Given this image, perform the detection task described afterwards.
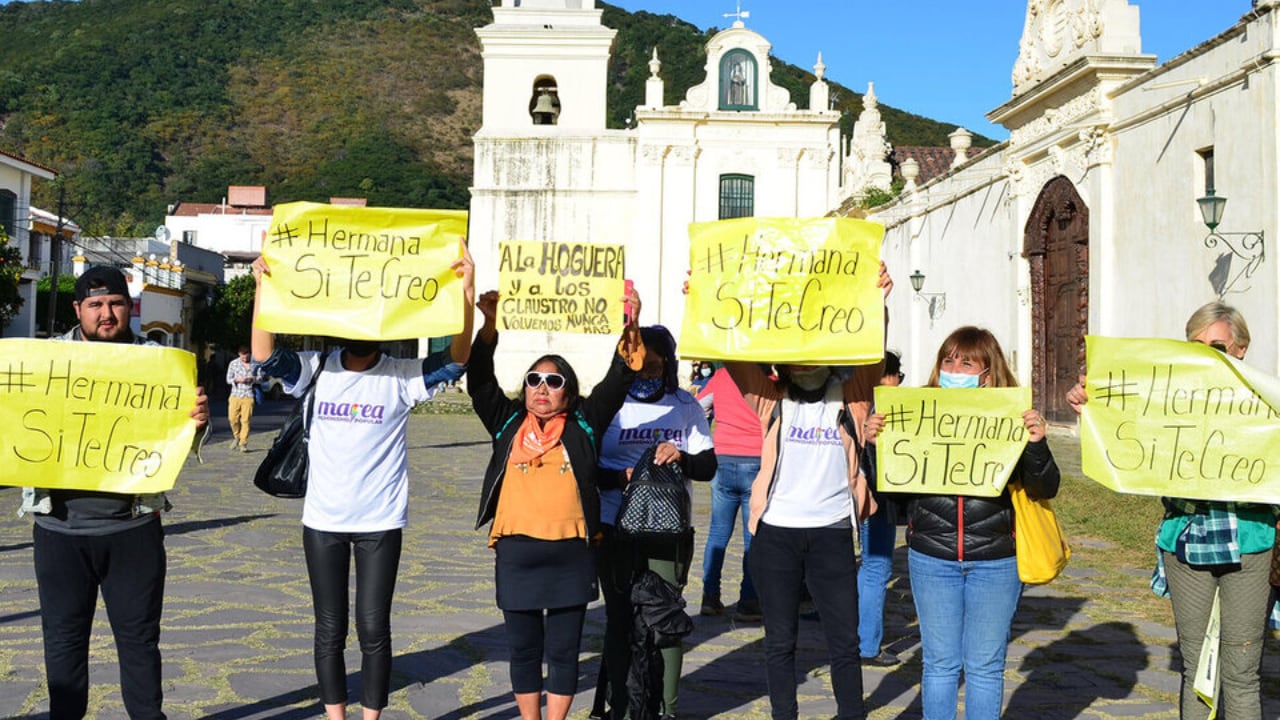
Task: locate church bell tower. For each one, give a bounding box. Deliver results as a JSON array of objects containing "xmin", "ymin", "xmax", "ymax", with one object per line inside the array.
[{"xmin": 476, "ymin": 0, "xmax": 616, "ymax": 131}]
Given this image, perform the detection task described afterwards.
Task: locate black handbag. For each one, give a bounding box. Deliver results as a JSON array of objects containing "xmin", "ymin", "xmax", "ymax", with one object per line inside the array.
[
  {"xmin": 253, "ymin": 356, "xmax": 325, "ymax": 498},
  {"xmin": 616, "ymin": 445, "xmax": 692, "ymax": 542}
]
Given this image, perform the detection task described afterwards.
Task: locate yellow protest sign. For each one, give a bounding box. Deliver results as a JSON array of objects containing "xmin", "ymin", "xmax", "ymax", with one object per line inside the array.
[
  {"xmin": 0, "ymin": 339, "xmax": 198, "ymax": 493},
  {"xmin": 256, "ymin": 202, "xmax": 467, "ymax": 340},
  {"xmin": 497, "ymin": 241, "xmax": 625, "ymax": 335},
  {"xmin": 679, "ymin": 217, "xmax": 884, "ymax": 364},
  {"xmin": 874, "ymin": 386, "xmax": 1032, "ymax": 497},
  {"xmin": 1080, "ymin": 336, "xmax": 1280, "ymax": 503}
]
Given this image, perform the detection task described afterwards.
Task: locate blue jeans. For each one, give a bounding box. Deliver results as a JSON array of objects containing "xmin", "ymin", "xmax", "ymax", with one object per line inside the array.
[
  {"xmin": 908, "ymin": 550, "xmax": 1022, "ymax": 720},
  {"xmin": 857, "ymin": 509, "xmax": 896, "ymax": 657},
  {"xmin": 701, "ymin": 455, "xmax": 760, "ymax": 602}
]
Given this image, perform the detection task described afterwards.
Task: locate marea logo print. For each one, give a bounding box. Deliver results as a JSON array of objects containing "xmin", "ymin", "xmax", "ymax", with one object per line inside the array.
[
  {"xmin": 617, "ymin": 427, "xmax": 685, "ymax": 446},
  {"xmin": 316, "ymin": 400, "xmax": 387, "ymax": 425}
]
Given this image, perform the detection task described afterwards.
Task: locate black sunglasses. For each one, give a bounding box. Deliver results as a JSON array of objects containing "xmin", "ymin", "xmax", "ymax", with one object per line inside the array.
[
  {"xmin": 525, "ymin": 372, "xmax": 566, "ymax": 390},
  {"xmin": 1209, "ymin": 341, "xmax": 1229, "ymax": 353}
]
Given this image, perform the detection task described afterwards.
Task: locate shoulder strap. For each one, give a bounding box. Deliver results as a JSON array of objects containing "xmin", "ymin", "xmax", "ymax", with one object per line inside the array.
[
  {"xmin": 495, "ymin": 410, "xmax": 523, "ymax": 440},
  {"xmin": 302, "ymin": 351, "xmax": 328, "ymax": 434},
  {"xmin": 766, "ymin": 400, "xmax": 782, "ymax": 433},
  {"xmin": 762, "ymin": 400, "xmax": 784, "ymax": 477},
  {"xmin": 837, "ymin": 404, "xmax": 859, "ymax": 446},
  {"xmin": 573, "ymin": 409, "xmax": 595, "ymax": 445}
]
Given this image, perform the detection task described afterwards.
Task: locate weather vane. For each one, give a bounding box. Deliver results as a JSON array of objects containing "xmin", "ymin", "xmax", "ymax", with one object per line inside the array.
[{"xmin": 724, "ymin": 0, "xmax": 749, "ymax": 27}]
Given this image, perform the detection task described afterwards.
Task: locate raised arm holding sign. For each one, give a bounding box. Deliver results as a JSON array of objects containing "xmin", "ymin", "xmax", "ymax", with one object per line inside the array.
[
  {"xmin": 1078, "ymin": 335, "xmax": 1280, "ymax": 504},
  {"xmin": 496, "ymin": 240, "xmax": 625, "ymax": 334},
  {"xmin": 469, "ymin": 283, "xmax": 646, "ymax": 720},
  {"xmin": 255, "ymin": 201, "xmax": 468, "ymax": 340},
  {"xmin": 680, "ymin": 216, "xmax": 885, "ymax": 364}
]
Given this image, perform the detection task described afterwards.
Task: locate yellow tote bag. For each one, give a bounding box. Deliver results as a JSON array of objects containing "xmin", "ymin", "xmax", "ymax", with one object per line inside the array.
[{"xmin": 1010, "ymin": 480, "xmax": 1071, "ymax": 584}]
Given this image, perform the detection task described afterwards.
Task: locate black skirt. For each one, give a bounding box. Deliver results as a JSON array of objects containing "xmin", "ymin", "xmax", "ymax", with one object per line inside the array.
[{"xmin": 494, "ymin": 535, "xmax": 598, "ymax": 611}]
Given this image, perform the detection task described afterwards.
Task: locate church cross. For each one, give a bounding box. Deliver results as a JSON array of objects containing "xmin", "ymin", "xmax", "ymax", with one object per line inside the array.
[{"xmin": 723, "ymin": 0, "xmax": 749, "ymax": 27}]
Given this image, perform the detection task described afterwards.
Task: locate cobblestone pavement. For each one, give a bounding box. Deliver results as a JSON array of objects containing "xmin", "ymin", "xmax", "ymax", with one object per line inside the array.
[{"xmin": 1, "ymin": 396, "xmax": 1277, "ymax": 719}]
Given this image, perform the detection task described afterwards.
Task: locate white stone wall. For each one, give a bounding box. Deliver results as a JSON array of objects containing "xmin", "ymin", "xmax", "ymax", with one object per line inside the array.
[
  {"xmin": 0, "ymin": 163, "xmax": 32, "ymax": 252},
  {"xmin": 876, "ymin": 151, "xmax": 1025, "ymax": 385},
  {"xmin": 469, "ymin": 130, "xmax": 638, "ymax": 389},
  {"xmin": 1, "ymin": 160, "xmax": 48, "ymax": 338},
  {"xmin": 163, "ymin": 211, "xmax": 271, "ymax": 257},
  {"xmin": 138, "ymin": 288, "xmax": 186, "ymax": 346},
  {"xmin": 1104, "ymin": 18, "xmax": 1278, "ymax": 369},
  {"xmin": 874, "ymin": 2, "xmax": 1280, "ymax": 391}
]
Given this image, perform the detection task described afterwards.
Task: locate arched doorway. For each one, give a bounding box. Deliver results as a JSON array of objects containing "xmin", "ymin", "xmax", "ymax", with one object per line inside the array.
[{"xmin": 1024, "ymin": 176, "xmax": 1089, "ymax": 423}]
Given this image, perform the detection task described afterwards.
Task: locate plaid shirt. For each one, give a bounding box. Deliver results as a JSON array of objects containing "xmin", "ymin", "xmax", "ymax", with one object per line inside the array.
[
  {"xmin": 226, "ymin": 356, "xmax": 259, "ymax": 399},
  {"xmin": 1150, "ymin": 498, "xmax": 1247, "ymax": 597}
]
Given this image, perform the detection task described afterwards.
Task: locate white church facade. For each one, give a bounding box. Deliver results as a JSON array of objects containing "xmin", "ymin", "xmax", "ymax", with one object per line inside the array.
[
  {"xmin": 464, "ymin": 0, "xmax": 1279, "ymax": 415},
  {"xmin": 466, "ymin": 0, "xmax": 889, "ymax": 387},
  {"xmin": 869, "ymin": 0, "xmax": 1280, "ymax": 421}
]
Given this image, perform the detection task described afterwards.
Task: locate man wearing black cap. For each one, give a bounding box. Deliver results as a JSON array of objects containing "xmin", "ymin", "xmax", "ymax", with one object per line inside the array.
[{"xmin": 20, "ymin": 265, "xmax": 210, "ymax": 719}]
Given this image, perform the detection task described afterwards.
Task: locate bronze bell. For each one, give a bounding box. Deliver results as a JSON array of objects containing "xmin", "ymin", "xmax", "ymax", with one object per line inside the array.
[{"xmin": 532, "ymin": 92, "xmax": 558, "ymax": 125}]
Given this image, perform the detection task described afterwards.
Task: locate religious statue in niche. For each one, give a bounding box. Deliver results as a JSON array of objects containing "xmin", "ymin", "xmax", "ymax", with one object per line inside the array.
[{"xmin": 721, "ymin": 51, "xmax": 755, "ymax": 108}]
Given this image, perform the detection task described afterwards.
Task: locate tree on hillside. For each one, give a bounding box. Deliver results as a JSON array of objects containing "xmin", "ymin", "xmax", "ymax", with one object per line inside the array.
[
  {"xmin": 0, "ymin": 230, "xmax": 25, "ymax": 329},
  {"xmin": 0, "ymin": 0, "xmax": 993, "ymax": 229}
]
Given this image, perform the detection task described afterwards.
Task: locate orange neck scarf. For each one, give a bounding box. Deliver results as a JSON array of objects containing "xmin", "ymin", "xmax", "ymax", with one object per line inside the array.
[{"xmin": 508, "ymin": 413, "xmax": 567, "ymax": 466}]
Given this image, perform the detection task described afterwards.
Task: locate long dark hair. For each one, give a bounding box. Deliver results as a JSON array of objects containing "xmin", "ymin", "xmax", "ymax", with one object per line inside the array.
[
  {"xmin": 525, "ymin": 354, "xmax": 581, "ymax": 408},
  {"xmin": 640, "ymin": 325, "xmax": 680, "ymax": 394}
]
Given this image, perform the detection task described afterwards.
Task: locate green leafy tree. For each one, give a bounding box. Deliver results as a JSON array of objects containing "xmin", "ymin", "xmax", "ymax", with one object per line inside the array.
[
  {"xmin": 35, "ymin": 274, "xmax": 77, "ymax": 336},
  {"xmin": 193, "ymin": 273, "xmax": 256, "ymax": 351},
  {"xmin": 0, "ymin": 230, "xmax": 25, "ymax": 330}
]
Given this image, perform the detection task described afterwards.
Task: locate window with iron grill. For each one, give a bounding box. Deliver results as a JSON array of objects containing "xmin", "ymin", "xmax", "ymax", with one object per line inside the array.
[{"xmin": 719, "ymin": 174, "xmax": 754, "ymax": 219}]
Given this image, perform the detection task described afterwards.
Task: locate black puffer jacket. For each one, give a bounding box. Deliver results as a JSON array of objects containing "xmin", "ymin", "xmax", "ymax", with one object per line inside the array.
[
  {"xmin": 906, "ymin": 439, "xmax": 1059, "ymax": 561},
  {"xmin": 470, "ymin": 332, "xmax": 639, "ymax": 539}
]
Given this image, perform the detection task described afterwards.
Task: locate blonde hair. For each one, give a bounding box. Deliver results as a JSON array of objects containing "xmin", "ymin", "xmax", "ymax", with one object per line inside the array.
[
  {"xmin": 926, "ymin": 326, "xmax": 1018, "ymax": 388},
  {"xmin": 1184, "ymin": 301, "xmax": 1250, "ymax": 350}
]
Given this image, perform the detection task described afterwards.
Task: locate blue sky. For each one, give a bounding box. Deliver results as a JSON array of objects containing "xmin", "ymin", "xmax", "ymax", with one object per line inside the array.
[{"xmin": 608, "ymin": 1, "xmax": 1255, "ymax": 140}]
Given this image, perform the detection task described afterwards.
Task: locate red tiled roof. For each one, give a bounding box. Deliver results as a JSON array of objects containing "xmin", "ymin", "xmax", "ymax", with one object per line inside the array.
[
  {"xmin": 168, "ymin": 202, "xmax": 275, "ymax": 217},
  {"xmin": 890, "ymin": 146, "xmax": 958, "ymax": 186},
  {"xmin": 0, "ymin": 147, "xmax": 56, "ymax": 176},
  {"xmin": 891, "ymin": 143, "xmax": 1005, "ymax": 186}
]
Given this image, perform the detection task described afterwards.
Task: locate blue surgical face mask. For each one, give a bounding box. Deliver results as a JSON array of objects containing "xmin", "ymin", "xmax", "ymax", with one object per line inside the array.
[
  {"xmin": 938, "ymin": 370, "xmax": 982, "ymax": 389},
  {"xmin": 629, "ymin": 376, "xmax": 665, "ymax": 401}
]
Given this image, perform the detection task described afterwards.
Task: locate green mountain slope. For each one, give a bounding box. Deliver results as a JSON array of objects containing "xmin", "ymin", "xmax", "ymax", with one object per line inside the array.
[{"xmin": 0, "ymin": 0, "xmax": 991, "ymax": 235}]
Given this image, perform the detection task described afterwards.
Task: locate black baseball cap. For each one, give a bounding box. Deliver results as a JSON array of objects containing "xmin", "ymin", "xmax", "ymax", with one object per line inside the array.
[{"xmin": 74, "ymin": 266, "xmax": 131, "ymax": 302}]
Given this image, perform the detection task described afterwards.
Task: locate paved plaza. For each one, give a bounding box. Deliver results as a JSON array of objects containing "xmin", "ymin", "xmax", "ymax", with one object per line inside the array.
[{"xmin": 1, "ymin": 394, "xmax": 1278, "ymax": 719}]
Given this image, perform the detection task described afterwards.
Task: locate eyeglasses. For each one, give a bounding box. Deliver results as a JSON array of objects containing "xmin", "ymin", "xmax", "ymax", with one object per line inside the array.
[
  {"xmin": 525, "ymin": 372, "xmax": 566, "ymax": 390},
  {"xmin": 1209, "ymin": 341, "xmax": 1229, "ymax": 353}
]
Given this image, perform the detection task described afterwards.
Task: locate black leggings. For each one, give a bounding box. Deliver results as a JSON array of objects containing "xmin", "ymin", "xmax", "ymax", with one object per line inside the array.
[
  {"xmin": 303, "ymin": 527, "xmax": 403, "ymax": 709},
  {"xmin": 503, "ymin": 606, "xmax": 587, "ymax": 695}
]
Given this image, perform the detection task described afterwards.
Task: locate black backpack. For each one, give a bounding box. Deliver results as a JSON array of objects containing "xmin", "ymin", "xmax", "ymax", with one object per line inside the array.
[{"xmin": 615, "ymin": 444, "xmax": 692, "ymax": 542}]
